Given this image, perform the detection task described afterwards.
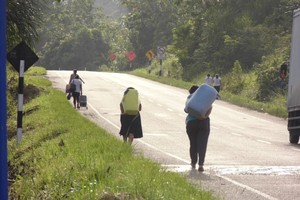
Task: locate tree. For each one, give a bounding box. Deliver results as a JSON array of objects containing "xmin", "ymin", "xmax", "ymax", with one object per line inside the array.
[
  {"xmin": 227, "ymin": 60, "xmax": 245, "ymax": 94},
  {"xmin": 169, "ymin": 0, "xmax": 296, "ymax": 81},
  {"xmin": 7, "ymin": 0, "xmax": 48, "ymax": 50},
  {"xmin": 36, "ymin": 0, "xmax": 110, "ymax": 70},
  {"xmin": 120, "ymin": 0, "xmax": 177, "ymax": 69}
]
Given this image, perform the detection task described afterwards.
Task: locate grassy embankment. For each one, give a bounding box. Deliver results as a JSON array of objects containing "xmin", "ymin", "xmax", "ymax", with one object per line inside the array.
[
  {"xmin": 8, "ymin": 67, "xmax": 216, "ymax": 199},
  {"xmin": 130, "ymin": 68, "xmax": 287, "ymax": 119}
]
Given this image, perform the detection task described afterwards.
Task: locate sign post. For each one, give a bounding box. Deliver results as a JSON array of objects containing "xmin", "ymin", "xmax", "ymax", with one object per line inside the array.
[
  {"xmin": 146, "ymin": 50, "xmax": 155, "ymax": 74},
  {"xmin": 157, "ymin": 46, "xmax": 166, "ymax": 76},
  {"xmin": 7, "ymin": 41, "xmax": 39, "ymax": 143},
  {"xmin": 126, "ymin": 51, "xmax": 136, "ymax": 68},
  {"xmin": 0, "ymin": 0, "xmax": 8, "ymax": 198}
]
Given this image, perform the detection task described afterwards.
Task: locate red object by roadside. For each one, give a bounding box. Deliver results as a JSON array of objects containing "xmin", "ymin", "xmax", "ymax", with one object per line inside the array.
[
  {"xmin": 126, "ymin": 51, "xmax": 136, "ymax": 62},
  {"xmin": 109, "ymin": 53, "xmax": 116, "ymax": 61}
]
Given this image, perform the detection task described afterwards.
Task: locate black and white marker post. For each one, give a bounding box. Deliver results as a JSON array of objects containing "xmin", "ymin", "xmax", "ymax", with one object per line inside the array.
[
  {"xmin": 17, "ymin": 60, "xmax": 25, "ymax": 143},
  {"xmin": 7, "ymin": 41, "xmax": 39, "ymax": 144}
]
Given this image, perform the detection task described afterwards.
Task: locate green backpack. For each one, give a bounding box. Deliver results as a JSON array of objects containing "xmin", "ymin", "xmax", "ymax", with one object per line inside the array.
[{"xmin": 121, "ymin": 88, "xmax": 139, "ymax": 115}]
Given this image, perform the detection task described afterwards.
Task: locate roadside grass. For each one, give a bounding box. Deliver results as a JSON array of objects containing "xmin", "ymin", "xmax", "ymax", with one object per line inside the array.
[
  {"xmin": 130, "ymin": 68, "xmax": 288, "ymax": 118},
  {"xmin": 131, "ymin": 68, "xmax": 192, "ymax": 90},
  {"xmin": 8, "ymin": 67, "xmax": 216, "ymax": 199}
]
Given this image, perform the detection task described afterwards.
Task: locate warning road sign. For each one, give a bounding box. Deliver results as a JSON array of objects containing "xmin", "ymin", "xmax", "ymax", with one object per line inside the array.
[
  {"xmin": 157, "ymin": 46, "xmax": 166, "ymax": 60},
  {"xmin": 126, "ymin": 51, "xmax": 136, "ymax": 62},
  {"xmin": 146, "ymin": 50, "xmax": 155, "ymax": 60},
  {"xmin": 7, "ymin": 41, "xmax": 39, "ymax": 73}
]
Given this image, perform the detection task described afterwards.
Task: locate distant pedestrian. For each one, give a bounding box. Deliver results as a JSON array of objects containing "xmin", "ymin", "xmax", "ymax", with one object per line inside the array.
[
  {"xmin": 67, "ymin": 69, "xmax": 85, "ymax": 100},
  {"xmin": 119, "ymin": 87, "xmax": 143, "ymax": 145},
  {"xmin": 70, "ymin": 75, "xmax": 83, "ymax": 109},
  {"xmin": 184, "ymin": 85, "xmax": 212, "ymax": 172},
  {"xmin": 204, "ymin": 74, "xmax": 213, "ymax": 86},
  {"xmin": 69, "ymin": 69, "xmax": 85, "ymax": 84},
  {"xmin": 213, "ymin": 74, "xmax": 221, "ymax": 93}
]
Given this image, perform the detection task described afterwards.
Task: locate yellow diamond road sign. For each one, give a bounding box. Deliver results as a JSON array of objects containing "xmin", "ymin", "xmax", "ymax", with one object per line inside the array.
[{"xmin": 146, "ymin": 50, "xmax": 155, "ymax": 60}]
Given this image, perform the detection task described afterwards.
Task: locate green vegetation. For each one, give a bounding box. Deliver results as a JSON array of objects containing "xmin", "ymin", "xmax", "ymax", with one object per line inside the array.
[
  {"xmin": 7, "ymin": 0, "xmax": 295, "ymax": 199},
  {"xmin": 130, "ymin": 65, "xmax": 288, "ymax": 118},
  {"xmin": 15, "ymin": 0, "xmax": 290, "ymax": 115},
  {"xmin": 35, "ymin": 0, "xmax": 111, "ymax": 70},
  {"xmin": 6, "ymin": 0, "xmax": 48, "ymax": 49},
  {"xmin": 7, "ymin": 0, "xmax": 295, "ymax": 111},
  {"xmin": 8, "ymin": 67, "xmax": 216, "ymax": 199}
]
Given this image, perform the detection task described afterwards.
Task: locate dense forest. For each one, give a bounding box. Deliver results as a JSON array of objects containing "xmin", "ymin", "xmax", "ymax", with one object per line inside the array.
[{"xmin": 6, "ymin": 0, "xmax": 300, "ymax": 102}]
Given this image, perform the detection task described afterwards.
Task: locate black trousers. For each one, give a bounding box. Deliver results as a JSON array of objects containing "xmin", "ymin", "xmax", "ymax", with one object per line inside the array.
[
  {"xmin": 214, "ymin": 86, "xmax": 220, "ymax": 93},
  {"xmin": 186, "ymin": 118, "xmax": 210, "ymax": 166},
  {"xmin": 72, "ymin": 92, "xmax": 80, "ymax": 106}
]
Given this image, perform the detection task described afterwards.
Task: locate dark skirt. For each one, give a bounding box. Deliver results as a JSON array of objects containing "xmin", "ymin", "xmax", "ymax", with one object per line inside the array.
[{"xmin": 119, "ymin": 113, "xmax": 143, "ymax": 138}]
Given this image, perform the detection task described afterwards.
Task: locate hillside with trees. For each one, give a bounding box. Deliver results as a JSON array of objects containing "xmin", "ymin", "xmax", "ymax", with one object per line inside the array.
[
  {"xmin": 7, "ymin": 1, "xmax": 300, "ymax": 198},
  {"xmin": 7, "ymin": 0, "xmax": 300, "ymax": 111}
]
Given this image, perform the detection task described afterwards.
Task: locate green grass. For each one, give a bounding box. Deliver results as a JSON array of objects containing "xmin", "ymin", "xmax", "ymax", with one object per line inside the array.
[
  {"xmin": 8, "ymin": 68, "xmax": 216, "ymax": 199},
  {"xmin": 131, "ymin": 68, "xmax": 192, "ymax": 90},
  {"xmin": 130, "ymin": 68, "xmax": 288, "ymax": 118}
]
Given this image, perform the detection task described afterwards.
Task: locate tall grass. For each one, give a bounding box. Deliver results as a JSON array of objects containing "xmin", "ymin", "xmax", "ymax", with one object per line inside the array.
[
  {"xmin": 8, "ymin": 67, "xmax": 215, "ymax": 199},
  {"xmin": 130, "ymin": 68, "xmax": 288, "ymax": 118}
]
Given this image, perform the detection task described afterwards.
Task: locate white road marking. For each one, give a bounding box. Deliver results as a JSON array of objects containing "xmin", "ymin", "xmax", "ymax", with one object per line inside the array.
[
  {"xmin": 157, "ymin": 103, "xmax": 162, "ymax": 107},
  {"xmin": 86, "ymin": 102, "xmax": 284, "ymax": 200},
  {"xmin": 292, "ymin": 148, "xmax": 300, "ymax": 152},
  {"xmin": 231, "ymin": 132, "xmax": 243, "ymax": 136},
  {"xmin": 138, "ymin": 140, "xmax": 190, "ymax": 163},
  {"xmin": 217, "ymin": 174, "xmax": 278, "ymax": 200},
  {"xmin": 164, "ymin": 165, "xmax": 300, "ymax": 175},
  {"xmin": 167, "ymin": 108, "xmax": 173, "ymax": 112},
  {"xmin": 144, "ymin": 133, "xmax": 168, "ymax": 136},
  {"xmin": 88, "ymin": 103, "xmax": 120, "ymax": 130},
  {"xmin": 164, "ymin": 164, "xmax": 300, "ymax": 200},
  {"xmin": 256, "ymin": 139, "xmax": 271, "ymax": 145},
  {"xmin": 212, "ymin": 165, "xmax": 300, "ymax": 175},
  {"xmin": 211, "ymin": 125, "xmax": 219, "ymax": 129},
  {"xmin": 50, "ymin": 71, "xmax": 282, "ymax": 200}
]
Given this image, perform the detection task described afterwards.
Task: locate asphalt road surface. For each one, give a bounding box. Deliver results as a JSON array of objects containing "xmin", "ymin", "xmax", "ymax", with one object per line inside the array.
[{"xmin": 46, "ymin": 70, "xmax": 300, "ymax": 200}]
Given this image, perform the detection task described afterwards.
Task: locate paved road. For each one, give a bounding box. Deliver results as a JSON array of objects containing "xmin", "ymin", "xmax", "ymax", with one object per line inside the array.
[{"xmin": 46, "ymin": 70, "xmax": 300, "ymax": 200}]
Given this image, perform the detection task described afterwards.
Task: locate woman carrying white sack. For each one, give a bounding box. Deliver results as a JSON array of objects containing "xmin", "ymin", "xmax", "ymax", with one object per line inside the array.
[{"xmin": 184, "ymin": 84, "xmax": 216, "ymax": 172}]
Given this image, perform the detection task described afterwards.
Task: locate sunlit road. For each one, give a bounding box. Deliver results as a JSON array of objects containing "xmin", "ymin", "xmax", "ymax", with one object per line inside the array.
[{"xmin": 46, "ymin": 70, "xmax": 300, "ymax": 200}]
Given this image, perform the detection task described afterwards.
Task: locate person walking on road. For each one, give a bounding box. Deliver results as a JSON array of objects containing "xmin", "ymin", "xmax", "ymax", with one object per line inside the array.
[
  {"xmin": 119, "ymin": 87, "xmax": 143, "ymax": 145},
  {"xmin": 184, "ymin": 85, "xmax": 212, "ymax": 172},
  {"xmin": 213, "ymin": 74, "xmax": 221, "ymax": 93},
  {"xmin": 69, "ymin": 69, "xmax": 85, "ymax": 84},
  {"xmin": 67, "ymin": 69, "xmax": 85, "ymax": 99},
  {"xmin": 70, "ymin": 75, "xmax": 83, "ymax": 109},
  {"xmin": 204, "ymin": 74, "xmax": 213, "ymax": 86}
]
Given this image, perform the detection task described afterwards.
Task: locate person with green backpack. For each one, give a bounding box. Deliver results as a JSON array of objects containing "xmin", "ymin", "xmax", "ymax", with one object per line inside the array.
[{"xmin": 119, "ymin": 87, "xmax": 143, "ymax": 145}]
